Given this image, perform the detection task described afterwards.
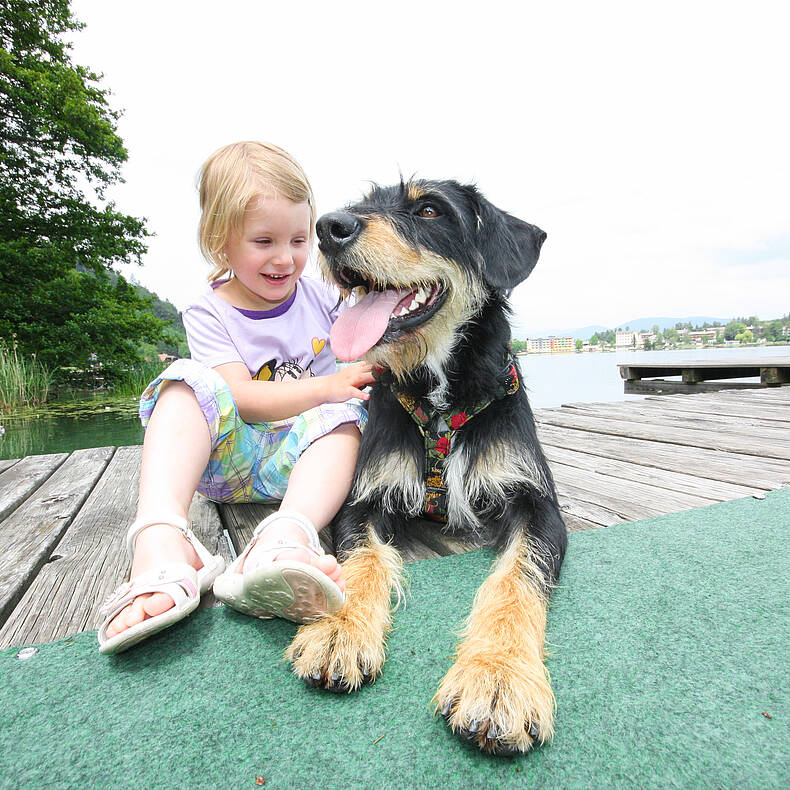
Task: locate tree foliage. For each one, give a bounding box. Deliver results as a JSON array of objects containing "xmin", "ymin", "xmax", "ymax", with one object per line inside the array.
[{"xmin": 0, "ymin": 0, "xmax": 163, "ymax": 382}]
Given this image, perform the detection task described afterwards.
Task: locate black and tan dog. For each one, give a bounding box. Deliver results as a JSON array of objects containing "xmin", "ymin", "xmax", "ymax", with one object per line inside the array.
[{"xmin": 285, "ymin": 179, "xmax": 567, "ymax": 755}]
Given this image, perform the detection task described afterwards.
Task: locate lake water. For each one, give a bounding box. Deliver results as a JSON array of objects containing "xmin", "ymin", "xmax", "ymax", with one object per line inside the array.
[
  {"xmin": 1, "ymin": 345, "xmax": 788, "ymax": 460},
  {"xmin": 519, "ymin": 344, "xmax": 790, "ymax": 408}
]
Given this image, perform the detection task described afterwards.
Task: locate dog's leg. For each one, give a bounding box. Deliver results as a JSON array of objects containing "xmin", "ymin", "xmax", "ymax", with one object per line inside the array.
[
  {"xmin": 285, "ymin": 521, "xmax": 403, "ymax": 692},
  {"xmin": 433, "ymin": 525, "xmax": 560, "ymax": 755}
]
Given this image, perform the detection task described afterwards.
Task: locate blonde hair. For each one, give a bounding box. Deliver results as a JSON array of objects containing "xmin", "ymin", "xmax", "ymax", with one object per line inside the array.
[{"xmin": 198, "ymin": 141, "xmax": 316, "ymax": 282}]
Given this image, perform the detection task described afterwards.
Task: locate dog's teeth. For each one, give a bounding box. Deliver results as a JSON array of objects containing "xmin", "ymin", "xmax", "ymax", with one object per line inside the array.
[
  {"xmin": 416, "ymin": 287, "xmax": 428, "ymax": 303},
  {"xmin": 408, "ymin": 299, "xmax": 419, "ymax": 311},
  {"xmin": 398, "ymin": 307, "xmax": 409, "ymax": 316}
]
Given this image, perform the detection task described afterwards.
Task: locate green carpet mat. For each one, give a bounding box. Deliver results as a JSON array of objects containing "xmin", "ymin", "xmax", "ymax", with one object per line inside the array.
[{"xmin": 2, "ymin": 490, "xmax": 788, "ymax": 789}]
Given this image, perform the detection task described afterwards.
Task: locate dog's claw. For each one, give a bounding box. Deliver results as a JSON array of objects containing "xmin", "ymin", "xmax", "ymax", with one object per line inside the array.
[
  {"xmin": 440, "ymin": 700, "xmax": 454, "ymax": 719},
  {"xmin": 528, "ymin": 723, "xmax": 540, "ymax": 742}
]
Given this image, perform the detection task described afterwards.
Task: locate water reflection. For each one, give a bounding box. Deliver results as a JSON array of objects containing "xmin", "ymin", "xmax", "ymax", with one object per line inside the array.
[{"xmin": 0, "ymin": 405, "xmax": 144, "ymax": 460}]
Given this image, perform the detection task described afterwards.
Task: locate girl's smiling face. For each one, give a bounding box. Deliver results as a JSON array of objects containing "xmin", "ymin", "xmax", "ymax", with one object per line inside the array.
[{"xmin": 219, "ymin": 196, "xmax": 311, "ymax": 310}]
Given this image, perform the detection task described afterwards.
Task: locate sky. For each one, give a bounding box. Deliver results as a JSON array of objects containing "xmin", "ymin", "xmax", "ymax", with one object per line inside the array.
[{"xmin": 68, "ymin": 0, "xmax": 790, "ymax": 336}]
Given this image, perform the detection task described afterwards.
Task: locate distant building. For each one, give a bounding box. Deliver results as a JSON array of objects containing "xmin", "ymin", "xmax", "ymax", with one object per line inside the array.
[
  {"xmin": 550, "ymin": 336, "xmax": 575, "ymax": 353},
  {"xmin": 616, "ymin": 330, "xmax": 641, "ymax": 349},
  {"xmin": 526, "ymin": 336, "xmax": 574, "ymax": 353},
  {"xmin": 526, "ymin": 337, "xmax": 552, "ymax": 353},
  {"xmin": 686, "ymin": 328, "xmax": 723, "ymax": 343}
]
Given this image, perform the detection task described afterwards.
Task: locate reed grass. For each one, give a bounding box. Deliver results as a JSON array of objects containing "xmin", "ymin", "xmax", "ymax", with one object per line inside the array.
[
  {"xmin": 0, "ymin": 339, "xmax": 53, "ymax": 412},
  {"xmin": 110, "ymin": 358, "xmax": 168, "ymax": 398}
]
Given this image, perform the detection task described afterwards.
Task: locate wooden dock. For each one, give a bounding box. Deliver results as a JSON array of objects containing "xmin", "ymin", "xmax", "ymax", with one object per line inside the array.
[
  {"xmin": 619, "ymin": 355, "xmax": 790, "ymax": 394},
  {"xmin": 1, "ymin": 387, "xmax": 787, "ymax": 649}
]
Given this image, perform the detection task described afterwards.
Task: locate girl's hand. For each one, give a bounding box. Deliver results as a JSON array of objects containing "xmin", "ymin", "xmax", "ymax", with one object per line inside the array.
[{"xmin": 324, "ymin": 361, "xmax": 376, "ymax": 403}]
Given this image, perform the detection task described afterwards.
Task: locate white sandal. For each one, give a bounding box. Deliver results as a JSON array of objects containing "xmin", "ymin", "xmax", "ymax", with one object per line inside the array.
[
  {"xmin": 212, "ymin": 510, "xmax": 344, "ymax": 624},
  {"xmin": 97, "ymin": 515, "xmax": 226, "ymax": 654}
]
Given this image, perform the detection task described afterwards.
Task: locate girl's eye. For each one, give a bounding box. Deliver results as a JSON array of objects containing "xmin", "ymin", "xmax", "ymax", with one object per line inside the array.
[
  {"xmin": 256, "ymin": 239, "xmax": 271, "ymax": 245},
  {"xmin": 418, "ymin": 205, "xmax": 440, "ymax": 218}
]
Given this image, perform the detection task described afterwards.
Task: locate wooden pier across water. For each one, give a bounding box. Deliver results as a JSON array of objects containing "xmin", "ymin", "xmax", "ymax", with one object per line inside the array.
[
  {"xmin": 619, "ymin": 355, "xmax": 790, "ymax": 394},
  {"xmin": 0, "ymin": 387, "xmax": 788, "ymax": 649}
]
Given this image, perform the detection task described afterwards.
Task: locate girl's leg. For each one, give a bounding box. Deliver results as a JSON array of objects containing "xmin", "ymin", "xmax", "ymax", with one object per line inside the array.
[
  {"xmin": 239, "ymin": 422, "xmax": 361, "ymax": 591},
  {"xmin": 105, "ymin": 381, "xmax": 212, "ymax": 638}
]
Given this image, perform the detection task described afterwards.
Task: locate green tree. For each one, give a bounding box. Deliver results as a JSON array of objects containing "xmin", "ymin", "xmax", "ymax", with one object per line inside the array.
[
  {"xmin": 735, "ymin": 329, "xmax": 754, "ymax": 344},
  {"xmin": 724, "ymin": 321, "xmax": 747, "ymax": 341},
  {"xmin": 0, "ymin": 0, "xmax": 164, "ymax": 383},
  {"xmin": 764, "ymin": 320, "xmax": 783, "ymax": 342},
  {"xmin": 575, "ymin": 339, "xmax": 583, "ymax": 351}
]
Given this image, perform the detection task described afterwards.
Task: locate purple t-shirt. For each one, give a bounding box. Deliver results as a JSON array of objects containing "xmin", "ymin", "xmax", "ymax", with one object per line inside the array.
[{"xmin": 183, "ymin": 276, "xmax": 342, "ymax": 381}]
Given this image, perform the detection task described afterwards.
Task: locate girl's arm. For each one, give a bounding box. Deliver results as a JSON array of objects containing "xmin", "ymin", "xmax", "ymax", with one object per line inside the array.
[{"xmin": 214, "ymin": 360, "xmax": 376, "ymax": 423}]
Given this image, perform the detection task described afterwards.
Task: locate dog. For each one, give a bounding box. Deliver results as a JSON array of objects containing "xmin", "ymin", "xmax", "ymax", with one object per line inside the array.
[{"xmin": 285, "ymin": 179, "xmax": 567, "ymax": 755}]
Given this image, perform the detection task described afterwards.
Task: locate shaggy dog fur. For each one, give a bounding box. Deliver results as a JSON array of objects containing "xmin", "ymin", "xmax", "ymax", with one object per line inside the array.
[{"xmin": 285, "ymin": 179, "xmax": 567, "ymax": 755}]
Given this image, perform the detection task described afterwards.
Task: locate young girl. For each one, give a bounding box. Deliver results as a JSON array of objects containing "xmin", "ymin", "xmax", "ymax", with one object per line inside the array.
[{"xmin": 97, "ymin": 141, "xmax": 374, "ymax": 654}]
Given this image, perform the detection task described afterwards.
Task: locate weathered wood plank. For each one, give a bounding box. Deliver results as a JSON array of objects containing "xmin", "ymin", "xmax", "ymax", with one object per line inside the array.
[
  {"xmin": 559, "ymin": 510, "xmax": 604, "ymax": 533},
  {"xmin": 0, "ymin": 445, "xmax": 224, "ymax": 648},
  {"xmin": 696, "ymin": 389, "xmax": 790, "ymax": 406},
  {"xmin": 537, "ymin": 423, "xmax": 790, "ymax": 490},
  {"xmin": 625, "ymin": 380, "xmax": 764, "ymax": 395},
  {"xmin": 562, "ymin": 401, "xmax": 790, "ymax": 437},
  {"xmin": 619, "ymin": 357, "xmax": 790, "ymax": 378},
  {"xmin": 0, "ymin": 452, "xmax": 69, "ymax": 523},
  {"xmin": 394, "ymin": 528, "xmax": 442, "ymax": 562},
  {"xmin": 642, "ymin": 394, "xmax": 790, "ymax": 424},
  {"xmin": 403, "ymin": 519, "xmax": 477, "ymax": 556},
  {"xmin": 535, "ymin": 408, "xmax": 790, "ymax": 460},
  {"xmin": 543, "ymin": 444, "xmax": 761, "ymax": 501},
  {"xmin": 555, "ymin": 488, "xmax": 629, "ymax": 528},
  {"xmin": 0, "ymin": 458, "xmax": 19, "ymax": 475},
  {"xmin": 551, "ymin": 462, "xmax": 713, "ymax": 520},
  {"xmin": 0, "ymin": 447, "xmax": 114, "ymax": 635}
]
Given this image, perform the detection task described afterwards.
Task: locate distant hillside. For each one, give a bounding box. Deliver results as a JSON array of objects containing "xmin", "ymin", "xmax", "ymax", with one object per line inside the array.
[
  {"xmin": 511, "ymin": 316, "xmax": 732, "ymax": 340},
  {"xmin": 133, "ymin": 282, "xmax": 185, "ymax": 333}
]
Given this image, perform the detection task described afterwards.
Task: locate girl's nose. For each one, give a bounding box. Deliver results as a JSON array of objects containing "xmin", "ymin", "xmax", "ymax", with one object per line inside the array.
[{"xmin": 272, "ymin": 245, "xmax": 293, "ymax": 265}]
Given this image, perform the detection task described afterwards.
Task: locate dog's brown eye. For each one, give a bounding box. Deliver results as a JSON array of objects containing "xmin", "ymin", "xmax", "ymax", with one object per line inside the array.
[{"xmin": 419, "ymin": 205, "xmax": 439, "ymax": 218}]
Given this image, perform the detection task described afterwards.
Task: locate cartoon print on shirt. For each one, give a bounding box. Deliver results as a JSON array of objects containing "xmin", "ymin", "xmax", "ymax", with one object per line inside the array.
[{"xmin": 253, "ymin": 358, "xmax": 315, "ymax": 382}]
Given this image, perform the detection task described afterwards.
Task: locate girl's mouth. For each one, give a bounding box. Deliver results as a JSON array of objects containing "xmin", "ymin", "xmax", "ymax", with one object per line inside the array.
[{"xmin": 261, "ymin": 273, "xmax": 290, "ymax": 283}]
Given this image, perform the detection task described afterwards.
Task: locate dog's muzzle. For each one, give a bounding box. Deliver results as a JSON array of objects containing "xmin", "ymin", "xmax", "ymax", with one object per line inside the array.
[{"xmin": 316, "ymin": 212, "xmax": 362, "ymax": 256}]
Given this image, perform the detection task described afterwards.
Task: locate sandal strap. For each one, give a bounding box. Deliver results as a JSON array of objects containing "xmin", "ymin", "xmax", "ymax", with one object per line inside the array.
[
  {"xmin": 235, "ymin": 511, "xmax": 323, "ymax": 573},
  {"xmin": 100, "ymin": 562, "xmax": 198, "ymax": 619},
  {"xmin": 125, "ymin": 514, "xmax": 190, "ymax": 560},
  {"xmin": 252, "ymin": 510, "xmax": 323, "ymax": 554}
]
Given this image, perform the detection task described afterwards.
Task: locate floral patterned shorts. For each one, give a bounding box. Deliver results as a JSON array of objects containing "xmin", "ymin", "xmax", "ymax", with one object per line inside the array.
[{"xmin": 139, "ymin": 359, "xmax": 367, "ymax": 504}]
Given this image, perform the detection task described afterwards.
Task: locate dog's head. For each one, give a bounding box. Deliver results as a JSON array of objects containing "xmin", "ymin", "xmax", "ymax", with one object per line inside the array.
[{"xmin": 318, "ymin": 179, "xmax": 546, "ymax": 378}]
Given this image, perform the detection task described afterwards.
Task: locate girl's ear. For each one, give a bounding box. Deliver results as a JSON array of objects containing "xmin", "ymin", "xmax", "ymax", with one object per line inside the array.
[{"xmin": 468, "ymin": 187, "xmax": 547, "ymax": 292}]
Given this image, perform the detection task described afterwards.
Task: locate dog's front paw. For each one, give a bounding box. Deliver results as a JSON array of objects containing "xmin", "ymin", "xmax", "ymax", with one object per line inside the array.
[
  {"xmin": 433, "ymin": 652, "xmax": 555, "ymax": 755},
  {"xmin": 285, "ymin": 608, "xmax": 386, "ymax": 693}
]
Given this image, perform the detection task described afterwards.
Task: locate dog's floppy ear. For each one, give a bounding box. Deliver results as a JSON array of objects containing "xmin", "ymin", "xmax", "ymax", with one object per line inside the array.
[{"xmin": 469, "ymin": 188, "xmax": 547, "ymax": 291}]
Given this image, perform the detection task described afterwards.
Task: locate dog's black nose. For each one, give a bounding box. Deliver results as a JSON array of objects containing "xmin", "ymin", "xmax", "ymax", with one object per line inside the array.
[{"xmin": 316, "ymin": 212, "xmax": 361, "ymax": 255}]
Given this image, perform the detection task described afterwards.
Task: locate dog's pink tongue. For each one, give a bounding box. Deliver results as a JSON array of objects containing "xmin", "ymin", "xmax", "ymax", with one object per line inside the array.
[{"xmin": 330, "ymin": 289, "xmax": 406, "ymax": 361}]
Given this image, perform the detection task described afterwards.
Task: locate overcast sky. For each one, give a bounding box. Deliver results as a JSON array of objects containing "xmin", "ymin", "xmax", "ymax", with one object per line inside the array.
[{"xmin": 69, "ymin": 0, "xmax": 789, "ymax": 335}]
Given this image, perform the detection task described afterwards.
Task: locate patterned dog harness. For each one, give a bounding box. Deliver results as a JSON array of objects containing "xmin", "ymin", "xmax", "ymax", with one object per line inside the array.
[{"xmin": 373, "ymin": 358, "xmax": 520, "ymax": 522}]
